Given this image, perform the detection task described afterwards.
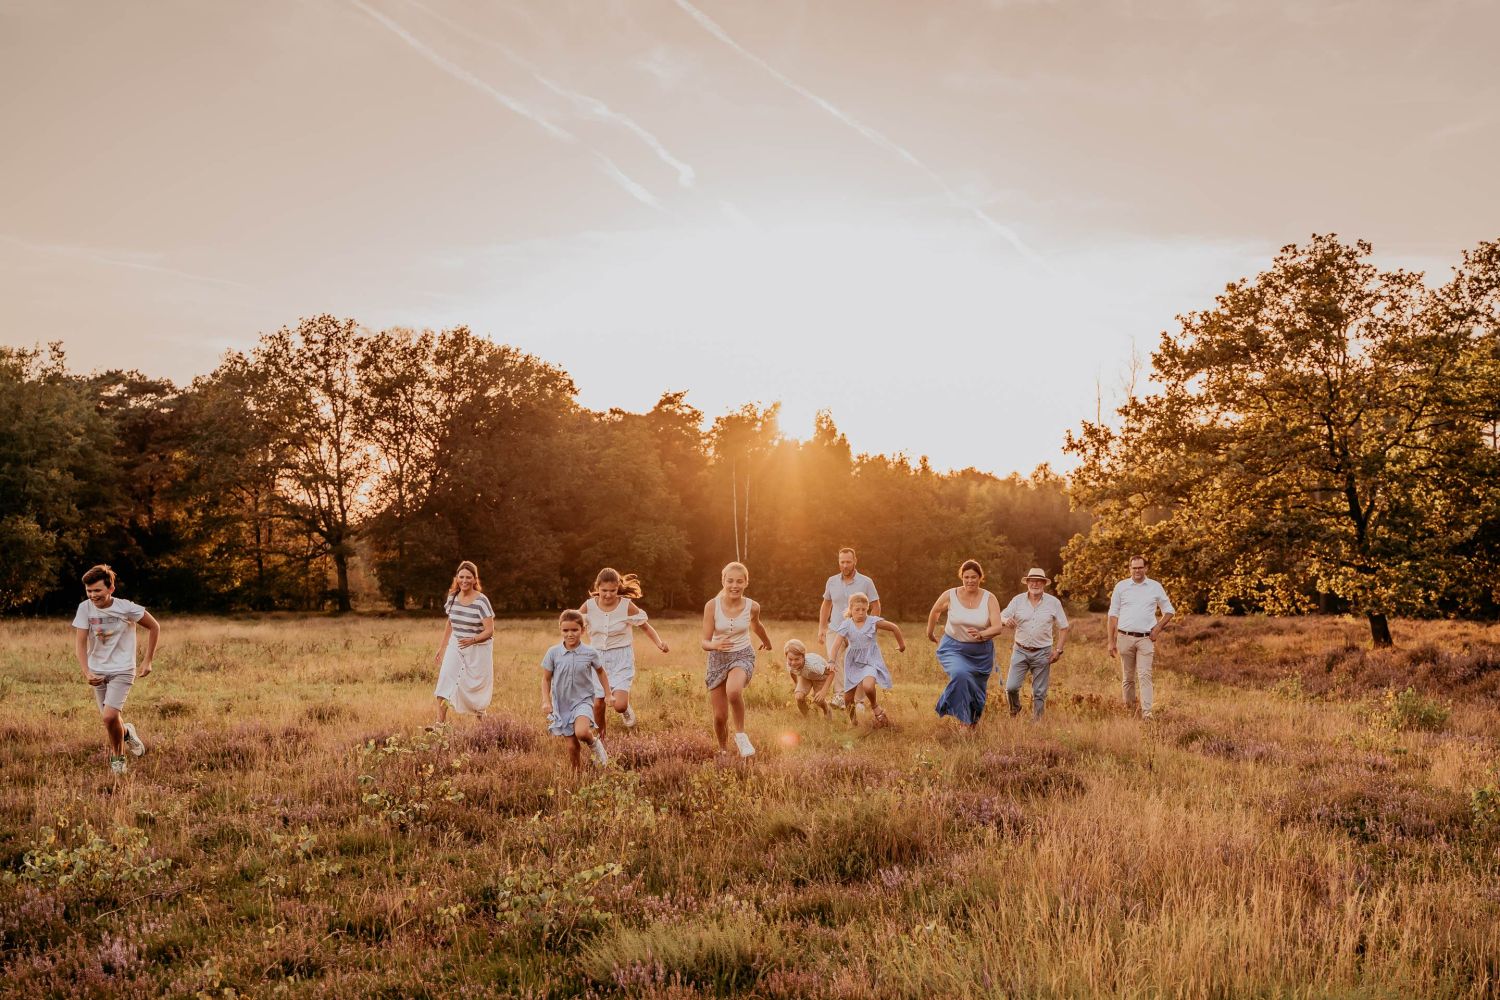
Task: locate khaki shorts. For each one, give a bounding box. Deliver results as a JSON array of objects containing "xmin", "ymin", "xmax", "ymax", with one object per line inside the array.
[{"xmin": 92, "ymin": 672, "xmax": 135, "ymax": 712}]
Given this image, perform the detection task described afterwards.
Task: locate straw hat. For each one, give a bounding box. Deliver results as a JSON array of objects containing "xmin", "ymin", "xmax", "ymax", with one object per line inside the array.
[{"xmin": 1022, "ymin": 568, "xmax": 1051, "ymax": 583}]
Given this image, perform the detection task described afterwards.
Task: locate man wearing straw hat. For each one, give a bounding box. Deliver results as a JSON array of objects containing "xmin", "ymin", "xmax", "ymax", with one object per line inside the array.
[{"xmin": 999, "ymin": 568, "xmax": 1069, "ymax": 720}]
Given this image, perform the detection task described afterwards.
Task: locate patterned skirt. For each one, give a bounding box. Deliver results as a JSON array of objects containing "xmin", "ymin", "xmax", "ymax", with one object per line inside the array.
[{"xmin": 705, "ymin": 647, "xmax": 755, "ymax": 690}]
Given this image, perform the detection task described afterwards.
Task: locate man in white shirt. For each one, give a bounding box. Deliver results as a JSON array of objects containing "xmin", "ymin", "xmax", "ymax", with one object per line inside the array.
[
  {"xmin": 817, "ymin": 547, "xmax": 880, "ymax": 710},
  {"xmin": 1107, "ymin": 555, "xmax": 1175, "ymax": 720},
  {"xmin": 1000, "ymin": 568, "xmax": 1069, "ymax": 720}
]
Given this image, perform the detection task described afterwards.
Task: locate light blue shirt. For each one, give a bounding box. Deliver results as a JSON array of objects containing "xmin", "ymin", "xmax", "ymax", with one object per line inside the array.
[{"xmin": 823, "ymin": 572, "xmax": 879, "ymax": 618}]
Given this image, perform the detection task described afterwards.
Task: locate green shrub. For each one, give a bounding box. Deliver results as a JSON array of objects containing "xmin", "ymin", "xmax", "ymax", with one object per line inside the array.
[{"xmin": 1374, "ymin": 686, "xmax": 1450, "ymax": 733}]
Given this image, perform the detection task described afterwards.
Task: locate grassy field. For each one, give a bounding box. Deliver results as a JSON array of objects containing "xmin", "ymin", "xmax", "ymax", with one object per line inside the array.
[{"xmin": 1, "ymin": 611, "xmax": 1497, "ymax": 999}]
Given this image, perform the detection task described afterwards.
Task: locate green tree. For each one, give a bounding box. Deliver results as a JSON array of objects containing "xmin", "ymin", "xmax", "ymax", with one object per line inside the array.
[
  {"xmin": 0, "ymin": 344, "xmax": 113, "ymax": 609},
  {"xmin": 1064, "ymin": 235, "xmax": 1497, "ymax": 645}
]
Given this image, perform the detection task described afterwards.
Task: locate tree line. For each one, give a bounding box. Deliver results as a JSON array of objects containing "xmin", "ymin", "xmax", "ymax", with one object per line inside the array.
[
  {"xmin": 1063, "ymin": 235, "xmax": 1500, "ymax": 644},
  {"xmin": 5, "ymin": 234, "xmax": 1497, "ymax": 640},
  {"xmin": 1, "ymin": 319, "xmax": 1084, "ymax": 617}
]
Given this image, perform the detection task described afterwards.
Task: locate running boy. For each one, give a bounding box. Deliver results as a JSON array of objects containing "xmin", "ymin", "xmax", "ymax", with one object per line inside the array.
[{"xmin": 72, "ymin": 565, "xmax": 161, "ymax": 775}]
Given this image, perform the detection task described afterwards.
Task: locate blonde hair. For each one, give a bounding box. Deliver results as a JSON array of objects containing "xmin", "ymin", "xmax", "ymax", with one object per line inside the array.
[
  {"xmin": 783, "ymin": 638, "xmax": 806, "ymax": 655},
  {"xmin": 844, "ymin": 592, "xmax": 871, "ymax": 618},
  {"xmin": 592, "ymin": 567, "xmax": 643, "ymax": 600},
  {"xmin": 447, "ymin": 560, "xmax": 482, "ymax": 596},
  {"xmin": 721, "ymin": 561, "xmax": 749, "ymax": 582}
]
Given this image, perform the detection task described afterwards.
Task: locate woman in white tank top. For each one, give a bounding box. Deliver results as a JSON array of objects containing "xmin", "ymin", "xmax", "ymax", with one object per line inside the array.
[
  {"xmin": 699, "ymin": 561, "xmax": 772, "ymax": 757},
  {"xmin": 925, "ymin": 559, "xmax": 1002, "ymax": 731}
]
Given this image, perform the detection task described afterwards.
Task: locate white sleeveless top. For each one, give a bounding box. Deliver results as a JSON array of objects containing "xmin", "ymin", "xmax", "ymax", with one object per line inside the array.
[
  {"xmin": 944, "ymin": 588, "xmax": 994, "ymax": 643},
  {"xmin": 584, "ymin": 597, "xmax": 648, "ymax": 651},
  {"xmin": 712, "ymin": 596, "xmax": 753, "ymax": 651}
]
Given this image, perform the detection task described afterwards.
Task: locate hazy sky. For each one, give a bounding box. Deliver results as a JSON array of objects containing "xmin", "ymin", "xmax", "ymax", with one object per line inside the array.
[{"xmin": 3, "ymin": 0, "xmax": 1496, "ymax": 473}]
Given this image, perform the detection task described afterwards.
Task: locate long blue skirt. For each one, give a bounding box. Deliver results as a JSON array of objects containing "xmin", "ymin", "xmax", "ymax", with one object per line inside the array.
[{"xmin": 934, "ymin": 636, "xmax": 995, "ymax": 725}]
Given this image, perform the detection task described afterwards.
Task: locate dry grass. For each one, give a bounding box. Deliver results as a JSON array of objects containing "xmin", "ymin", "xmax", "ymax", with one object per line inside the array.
[{"xmin": 1, "ymin": 612, "xmax": 1497, "ymax": 998}]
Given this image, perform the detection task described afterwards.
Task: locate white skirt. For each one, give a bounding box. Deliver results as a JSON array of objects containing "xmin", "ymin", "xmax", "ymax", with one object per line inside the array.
[
  {"xmin": 434, "ymin": 637, "xmax": 494, "ymax": 715},
  {"xmin": 591, "ymin": 646, "xmax": 636, "ymax": 697}
]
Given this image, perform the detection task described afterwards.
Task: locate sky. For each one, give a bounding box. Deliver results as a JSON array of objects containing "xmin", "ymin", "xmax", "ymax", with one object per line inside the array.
[{"xmin": 2, "ymin": 0, "xmax": 1497, "ymax": 474}]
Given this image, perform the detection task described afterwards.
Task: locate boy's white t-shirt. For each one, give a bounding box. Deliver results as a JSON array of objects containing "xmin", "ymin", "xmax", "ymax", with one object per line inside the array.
[{"xmin": 72, "ymin": 598, "xmax": 146, "ymax": 675}]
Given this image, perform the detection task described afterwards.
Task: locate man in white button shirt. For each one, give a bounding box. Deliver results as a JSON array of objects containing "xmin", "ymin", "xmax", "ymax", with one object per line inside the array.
[
  {"xmin": 1000, "ymin": 568, "xmax": 1069, "ymax": 720},
  {"xmin": 1107, "ymin": 555, "xmax": 1175, "ymax": 720},
  {"xmin": 817, "ymin": 547, "xmax": 880, "ymax": 711}
]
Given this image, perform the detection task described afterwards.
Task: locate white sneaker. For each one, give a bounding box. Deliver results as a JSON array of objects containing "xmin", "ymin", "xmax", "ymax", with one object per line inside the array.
[
  {"xmin": 123, "ymin": 722, "xmax": 146, "ymax": 757},
  {"xmin": 622, "ymin": 705, "xmax": 637, "ymax": 728},
  {"xmin": 733, "ymin": 732, "xmax": 756, "ymax": 758},
  {"xmin": 110, "ymin": 755, "xmax": 127, "ymax": 775},
  {"xmin": 591, "ymin": 737, "xmax": 609, "ymax": 767},
  {"xmin": 829, "ymin": 695, "xmax": 845, "ymax": 709}
]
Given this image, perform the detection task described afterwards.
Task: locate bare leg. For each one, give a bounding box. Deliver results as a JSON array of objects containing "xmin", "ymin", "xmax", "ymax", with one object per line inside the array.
[
  {"xmin": 725, "ymin": 668, "xmax": 749, "ymax": 735},
  {"xmin": 611, "ymin": 690, "xmax": 630, "ymax": 715},
  {"xmin": 593, "ymin": 697, "xmax": 607, "ymax": 736},
  {"xmin": 434, "ymin": 698, "xmax": 449, "ymax": 724},
  {"xmin": 709, "ymin": 684, "xmax": 730, "ymax": 750},
  {"xmin": 566, "ymin": 735, "xmax": 582, "ymax": 771},
  {"xmin": 101, "ymin": 706, "xmax": 126, "ymax": 755}
]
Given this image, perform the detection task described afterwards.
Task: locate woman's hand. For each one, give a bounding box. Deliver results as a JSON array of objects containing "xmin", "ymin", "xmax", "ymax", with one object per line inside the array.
[
  {"xmin": 657, "ymin": 640, "xmax": 670, "ymax": 653},
  {"xmin": 457, "ymin": 636, "xmax": 476, "ymax": 650},
  {"xmin": 926, "ymin": 630, "xmax": 938, "ymax": 644},
  {"xmin": 433, "ymin": 648, "xmax": 443, "ymax": 666},
  {"xmin": 964, "ymin": 627, "xmax": 983, "ymax": 641}
]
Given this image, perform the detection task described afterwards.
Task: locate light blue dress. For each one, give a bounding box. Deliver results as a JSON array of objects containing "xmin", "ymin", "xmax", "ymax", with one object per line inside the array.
[
  {"xmin": 834, "ymin": 616, "xmax": 893, "ymax": 694},
  {"xmin": 542, "ymin": 643, "xmax": 603, "ymax": 736}
]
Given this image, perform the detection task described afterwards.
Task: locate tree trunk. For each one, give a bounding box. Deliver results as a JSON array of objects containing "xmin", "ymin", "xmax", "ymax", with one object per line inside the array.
[
  {"xmin": 1367, "ymin": 612, "xmax": 1393, "ymax": 648},
  {"xmin": 334, "ymin": 550, "xmax": 352, "ymax": 613}
]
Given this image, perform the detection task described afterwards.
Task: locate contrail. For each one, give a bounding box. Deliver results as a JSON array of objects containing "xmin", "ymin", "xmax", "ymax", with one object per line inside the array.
[
  {"xmin": 1, "ymin": 233, "xmax": 251, "ymax": 289},
  {"xmin": 350, "ymin": 0, "xmax": 663, "ymax": 209},
  {"xmin": 670, "ymin": 0, "xmax": 1045, "ymax": 265},
  {"xmin": 402, "ymin": 0, "xmax": 696, "ymax": 187}
]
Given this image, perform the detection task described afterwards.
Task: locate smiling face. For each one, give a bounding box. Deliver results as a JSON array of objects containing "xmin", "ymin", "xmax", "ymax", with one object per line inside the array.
[
  {"xmin": 560, "ymin": 620, "xmax": 584, "ymax": 648},
  {"xmin": 960, "ymin": 568, "xmax": 982, "ymax": 591},
  {"xmin": 455, "ymin": 568, "xmax": 476, "ymax": 594},
  {"xmin": 1130, "ymin": 558, "xmax": 1148, "ymax": 583},
  {"xmin": 1026, "ymin": 577, "xmax": 1046, "ymax": 595},
  {"xmin": 722, "ymin": 569, "xmax": 748, "ymax": 599},
  {"xmin": 85, "ymin": 579, "xmax": 114, "ymax": 608},
  {"xmin": 786, "ymin": 647, "xmax": 805, "ymax": 671}
]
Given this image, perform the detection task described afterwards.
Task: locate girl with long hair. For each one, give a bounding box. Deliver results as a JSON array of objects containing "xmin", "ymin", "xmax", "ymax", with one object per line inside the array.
[{"xmin": 581, "ymin": 568, "xmax": 669, "ymax": 734}]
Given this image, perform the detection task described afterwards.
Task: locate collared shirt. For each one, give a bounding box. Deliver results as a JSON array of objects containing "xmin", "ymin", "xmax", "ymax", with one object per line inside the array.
[
  {"xmin": 823, "ymin": 572, "xmax": 879, "ymax": 619},
  {"xmin": 1001, "ymin": 592, "xmax": 1069, "ymax": 648},
  {"xmin": 1108, "ymin": 577, "xmax": 1175, "ymax": 633},
  {"xmin": 541, "ymin": 642, "xmax": 605, "ymax": 708}
]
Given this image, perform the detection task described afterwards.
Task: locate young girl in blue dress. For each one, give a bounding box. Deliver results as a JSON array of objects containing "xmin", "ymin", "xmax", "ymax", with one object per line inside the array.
[
  {"xmin": 541, "ymin": 610, "xmax": 612, "ymax": 770},
  {"xmin": 830, "ymin": 592, "xmax": 905, "ymax": 728}
]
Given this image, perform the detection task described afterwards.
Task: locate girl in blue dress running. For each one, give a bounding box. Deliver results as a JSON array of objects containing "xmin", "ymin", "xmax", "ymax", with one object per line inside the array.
[{"xmin": 830, "ymin": 592, "xmax": 905, "ymax": 728}]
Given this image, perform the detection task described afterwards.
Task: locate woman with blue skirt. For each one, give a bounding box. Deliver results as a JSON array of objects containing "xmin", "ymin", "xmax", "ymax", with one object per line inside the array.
[{"xmin": 926, "ymin": 560, "xmax": 1004, "ymax": 731}]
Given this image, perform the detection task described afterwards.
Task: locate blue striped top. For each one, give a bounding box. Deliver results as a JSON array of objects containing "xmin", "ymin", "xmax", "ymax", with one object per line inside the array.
[{"xmin": 444, "ymin": 592, "xmax": 495, "ymax": 640}]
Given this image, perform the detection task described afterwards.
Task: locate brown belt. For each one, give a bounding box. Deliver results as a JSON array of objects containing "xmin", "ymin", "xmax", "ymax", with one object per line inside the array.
[
  {"xmin": 1117, "ymin": 629, "xmax": 1150, "ymax": 638},
  {"xmin": 1016, "ymin": 643, "xmax": 1050, "ymax": 652}
]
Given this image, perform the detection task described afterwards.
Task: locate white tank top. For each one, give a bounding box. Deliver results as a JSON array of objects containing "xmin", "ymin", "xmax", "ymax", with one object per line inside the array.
[
  {"xmin": 584, "ymin": 597, "xmax": 647, "ymax": 651},
  {"xmin": 712, "ymin": 595, "xmax": 753, "ymax": 651},
  {"xmin": 944, "ymin": 588, "xmax": 994, "ymax": 642}
]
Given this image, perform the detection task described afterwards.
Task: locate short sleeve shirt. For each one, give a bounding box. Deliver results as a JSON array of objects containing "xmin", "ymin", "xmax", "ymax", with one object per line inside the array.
[
  {"xmin": 822, "ymin": 573, "xmax": 879, "ymax": 619},
  {"xmin": 444, "ymin": 592, "xmax": 495, "ymax": 640},
  {"xmin": 1001, "ymin": 593, "xmax": 1069, "ymax": 648},
  {"xmin": 72, "ymin": 598, "xmax": 146, "ymax": 675},
  {"xmin": 1108, "ymin": 578, "xmax": 1175, "ymax": 633}
]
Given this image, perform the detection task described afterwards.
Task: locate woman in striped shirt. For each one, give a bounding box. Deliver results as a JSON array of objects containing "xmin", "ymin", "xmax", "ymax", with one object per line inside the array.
[{"xmin": 431, "ymin": 560, "xmax": 495, "ymax": 727}]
